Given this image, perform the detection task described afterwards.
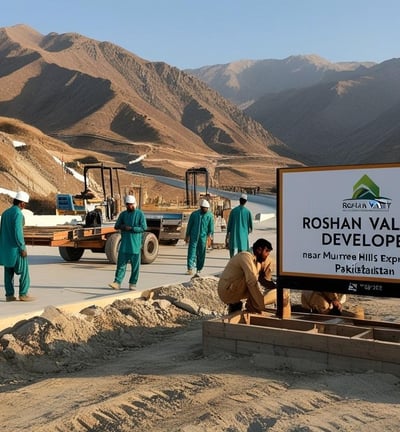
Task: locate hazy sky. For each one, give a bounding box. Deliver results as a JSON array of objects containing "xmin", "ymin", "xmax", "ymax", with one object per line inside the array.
[{"xmin": 2, "ymin": 0, "xmax": 399, "ymax": 69}]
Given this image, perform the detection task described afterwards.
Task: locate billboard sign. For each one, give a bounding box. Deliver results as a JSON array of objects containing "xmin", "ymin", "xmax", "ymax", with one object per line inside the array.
[{"xmin": 278, "ymin": 164, "xmax": 400, "ymax": 297}]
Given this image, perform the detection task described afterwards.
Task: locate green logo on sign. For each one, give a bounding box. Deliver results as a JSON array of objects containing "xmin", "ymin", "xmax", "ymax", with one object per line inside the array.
[
  {"xmin": 352, "ymin": 174, "xmax": 380, "ymax": 199},
  {"xmin": 343, "ymin": 174, "xmax": 391, "ymax": 211}
]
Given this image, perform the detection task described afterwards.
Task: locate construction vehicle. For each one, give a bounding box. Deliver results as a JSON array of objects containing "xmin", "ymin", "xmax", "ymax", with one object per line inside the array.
[
  {"xmin": 129, "ymin": 167, "xmax": 231, "ymax": 243},
  {"xmin": 47, "ymin": 163, "xmax": 160, "ymax": 264},
  {"xmin": 185, "ymin": 167, "xmax": 231, "ymax": 223},
  {"xmin": 56, "ymin": 164, "xmax": 124, "ymax": 220},
  {"xmin": 56, "ymin": 163, "xmax": 189, "ymax": 246},
  {"xmin": 23, "ymin": 224, "xmax": 158, "ymax": 264},
  {"xmin": 51, "ymin": 164, "xmax": 230, "ymax": 262}
]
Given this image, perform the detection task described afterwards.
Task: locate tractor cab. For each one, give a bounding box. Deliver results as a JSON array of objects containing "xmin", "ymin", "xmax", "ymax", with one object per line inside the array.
[{"xmin": 56, "ymin": 163, "xmax": 126, "ymax": 224}]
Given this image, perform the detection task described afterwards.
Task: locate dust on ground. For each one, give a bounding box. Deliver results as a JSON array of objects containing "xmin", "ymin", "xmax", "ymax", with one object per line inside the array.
[{"xmin": 0, "ymin": 278, "xmax": 399, "ymax": 431}]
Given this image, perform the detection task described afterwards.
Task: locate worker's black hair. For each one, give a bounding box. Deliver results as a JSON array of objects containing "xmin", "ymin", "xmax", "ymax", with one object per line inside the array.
[{"xmin": 252, "ymin": 238, "xmax": 273, "ymax": 251}]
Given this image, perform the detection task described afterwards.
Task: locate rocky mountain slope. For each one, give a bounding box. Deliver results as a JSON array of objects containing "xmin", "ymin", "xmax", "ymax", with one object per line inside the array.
[
  {"xmin": 0, "ymin": 117, "xmax": 185, "ymax": 214},
  {"xmin": 0, "ymin": 117, "xmax": 88, "ymax": 211},
  {"xmin": 245, "ymin": 58, "xmax": 400, "ymax": 165},
  {"xmin": 189, "ymin": 55, "xmax": 400, "ymax": 166},
  {"xmin": 186, "ymin": 55, "xmax": 375, "ymax": 107},
  {"xmin": 0, "ymin": 24, "xmax": 298, "ymax": 198}
]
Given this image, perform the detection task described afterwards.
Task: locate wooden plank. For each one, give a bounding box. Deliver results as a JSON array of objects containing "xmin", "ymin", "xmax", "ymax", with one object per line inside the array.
[
  {"xmin": 315, "ymin": 323, "xmax": 368, "ymax": 337},
  {"xmin": 250, "ymin": 345, "xmax": 330, "ymax": 372},
  {"xmin": 249, "ymin": 315, "xmax": 315, "ymax": 331},
  {"xmin": 202, "ymin": 335, "xmax": 237, "ymax": 355},
  {"xmin": 24, "ymin": 226, "xmax": 117, "ymax": 247},
  {"xmin": 373, "ymin": 328, "xmax": 400, "ymax": 343},
  {"xmin": 203, "ymin": 320, "xmax": 227, "ymax": 339},
  {"xmin": 222, "ymin": 322, "xmax": 331, "ymax": 353},
  {"xmin": 351, "ymin": 329, "xmax": 374, "ymax": 340},
  {"xmin": 327, "ymin": 352, "xmax": 400, "ymax": 375}
]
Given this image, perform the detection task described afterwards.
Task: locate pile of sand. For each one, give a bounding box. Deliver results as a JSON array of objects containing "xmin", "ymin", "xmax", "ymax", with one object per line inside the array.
[
  {"xmin": 0, "ymin": 277, "xmax": 224, "ymax": 384},
  {"xmin": 1, "ymin": 280, "xmax": 399, "ymax": 385}
]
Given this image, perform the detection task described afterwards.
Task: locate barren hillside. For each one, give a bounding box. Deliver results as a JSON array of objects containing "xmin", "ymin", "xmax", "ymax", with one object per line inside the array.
[
  {"xmin": 0, "ymin": 24, "xmax": 298, "ymax": 193},
  {"xmin": 245, "ymin": 58, "xmax": 400, "ymax": 165},
  {"xmin": 186, "ymin": 55, "xmax": 375, "ymax": 107},
  {"xmin": 0, "ymin": 117, "xmax": 183, "ymax": 213}
]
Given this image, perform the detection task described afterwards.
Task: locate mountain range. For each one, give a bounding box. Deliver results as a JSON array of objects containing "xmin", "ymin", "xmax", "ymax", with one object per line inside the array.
[
  {"xmin": 186, "ymin": 55, "xmax": 376, "ymax": 108},
  {"xmin": 188, "ymin": 56, "xmax": 400, "ymax": 165},
  {"xmin": 1, "ymin": 23, "xmax": 399, "ymax": 208},
  {"xmin": 0, "ymin": 24, "xmax": 296, "ymax": 207}
]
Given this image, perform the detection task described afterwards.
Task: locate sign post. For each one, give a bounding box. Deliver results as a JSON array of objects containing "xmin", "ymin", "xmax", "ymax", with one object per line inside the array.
[{"xmin": 277, "ymin": 163, "xmax": 400, "ymax": 304}]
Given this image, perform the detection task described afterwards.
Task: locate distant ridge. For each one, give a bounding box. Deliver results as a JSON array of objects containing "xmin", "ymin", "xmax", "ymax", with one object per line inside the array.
[
  {"xmin": 188, "ymin": 54, "xmax": 400, "ymax": 166},
  {"xmin": 245, "ymin": 58, "xmax": 400, "ymax": 165},
  {"xmin": 186, "ymin": 55, "xmax": 375, "ymax": 107},
  {"xmin": 0, "ymin": 24, "xmax": 297, "ymax": 193}
]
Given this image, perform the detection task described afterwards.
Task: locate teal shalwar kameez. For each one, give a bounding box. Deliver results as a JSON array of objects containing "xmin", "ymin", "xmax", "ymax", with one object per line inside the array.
[
  {"xmin": 0, "ymin": 205, "xmax": 30, "ymax": 297},
  {"xmin": 226, "ymin": 205, "xmax": 253, "ymax": 257},
  {"xmin": 186, "ymin": 209, "xmax": 214, "ymax": 272},
  {"xmin": 113, "ymin": 208, "xmax": 147, "ymax": 286}
]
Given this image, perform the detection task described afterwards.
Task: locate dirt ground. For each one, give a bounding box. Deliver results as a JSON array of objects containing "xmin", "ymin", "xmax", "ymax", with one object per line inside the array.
[{"xmin": 0, "ymin": 278, "xmax": 399, "ymax": 432}]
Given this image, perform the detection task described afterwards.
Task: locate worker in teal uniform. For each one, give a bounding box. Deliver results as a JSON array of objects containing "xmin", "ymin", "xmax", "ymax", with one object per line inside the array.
[
  {"xmin": 225, "ymin": 193, "xmax": 253, "ymax": 257},
  {"xmin": 185, "ymin": 199, "xmax": 214, "ymax": 277},
  {"xmin": 0, "ymin": 191, "xmax": 35, "ymax": 301},
  {"xmin": 109, "ymin": 195, "xmax": 147, "ymax": 290}
]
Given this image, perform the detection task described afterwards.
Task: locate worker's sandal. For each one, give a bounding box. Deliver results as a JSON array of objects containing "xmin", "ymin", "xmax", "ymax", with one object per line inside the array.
[
  {"xmin": 19, "ymin": 295, "xmax": 36, "ymax": 302},
  {"xmin": 109, "ymin": 282, "xmax": 120, "ymax": 290}
]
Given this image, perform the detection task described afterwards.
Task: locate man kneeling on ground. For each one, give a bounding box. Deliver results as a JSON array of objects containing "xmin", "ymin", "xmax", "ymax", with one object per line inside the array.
[
  {"xmin": 301, "ymin": 291, "xmax": 346, "ymax": 315},
  {"xmin": 218, "ymin": 238, "xmax": 276, "ymax": 313}
]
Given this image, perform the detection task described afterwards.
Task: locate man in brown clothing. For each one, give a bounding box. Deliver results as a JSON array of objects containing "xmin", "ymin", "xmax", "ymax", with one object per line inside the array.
[
  {"xmin": 218, "ymin": 238, "xmax": 274, "ymax": 313},
  {"xmin": 301, "ymin": 291, "xmax": 346, "ymax": 315}
]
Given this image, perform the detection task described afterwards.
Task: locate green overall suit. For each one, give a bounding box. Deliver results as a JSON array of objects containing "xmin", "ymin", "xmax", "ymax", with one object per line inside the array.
[
  {"xmin": 186, "ymin": 208, "xmax": 214, "ymax": 273},
  {"xmin": 226, "ymin": 204, "xmax": 253, "ymax": 257},
  {"xmin": 113, "ymin": 208, "xmax": 147, "ymax": 285},
  {"xmin": 0, "ymin": 204, "xmax": 30, "ymax": 297}
]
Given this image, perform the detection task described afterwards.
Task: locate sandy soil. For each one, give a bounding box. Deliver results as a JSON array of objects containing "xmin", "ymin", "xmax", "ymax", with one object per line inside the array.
[{"xmin": 0, "ymin": 278, "xmax": 399, "ymax": 432}]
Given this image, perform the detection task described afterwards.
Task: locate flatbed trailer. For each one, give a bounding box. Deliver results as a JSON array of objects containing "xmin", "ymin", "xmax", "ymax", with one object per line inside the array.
[{"xmin": 24, "ymin": 225, "xmax": 159, "ymax": 264}]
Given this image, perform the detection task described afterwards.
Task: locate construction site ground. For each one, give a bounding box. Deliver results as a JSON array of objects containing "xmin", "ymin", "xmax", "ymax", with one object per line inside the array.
[{"xmin": 1, "ymin": 210, "xmax": 400, "ymax": 431}]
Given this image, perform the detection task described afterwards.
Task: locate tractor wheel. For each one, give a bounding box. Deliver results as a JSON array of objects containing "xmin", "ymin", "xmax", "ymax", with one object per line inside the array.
[
  {"xmin": 141, "ymin": 232, "xmax": 159, "ymax": 264},
  {"xmin": 105, "ymin": 232, "xmax": 121, "ymax": 264},
  {"xmin": 59, "ymin": 247, "xmax": 84, "ymax": 262}
]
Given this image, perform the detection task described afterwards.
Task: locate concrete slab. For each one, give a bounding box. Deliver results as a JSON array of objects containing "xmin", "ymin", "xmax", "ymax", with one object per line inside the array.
[{"xmin": 0, "ymin": 241, "xmax": 231, "ymax": 331}]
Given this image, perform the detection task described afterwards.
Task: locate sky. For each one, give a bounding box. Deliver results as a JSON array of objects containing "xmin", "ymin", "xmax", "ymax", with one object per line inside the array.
[{"xmin": 2, "ymin": 0, "xmax": 400, "ymax": 69}]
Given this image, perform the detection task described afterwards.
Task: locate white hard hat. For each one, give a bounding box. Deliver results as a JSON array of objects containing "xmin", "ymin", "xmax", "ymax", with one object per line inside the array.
[
  {"xmin": 125, "ymin": 195, "xmax": 136, "ymax": 204},
  {"xmin": 15, "ymin": 191, "xmax": 30, "ymax": 203},
  {"xmin": 240, "ymin": 193, "xmax": 248, "ymax": 200},
  {"xmin": 200, "ymin": 199, "xmax": 210, "ymax": 208}
]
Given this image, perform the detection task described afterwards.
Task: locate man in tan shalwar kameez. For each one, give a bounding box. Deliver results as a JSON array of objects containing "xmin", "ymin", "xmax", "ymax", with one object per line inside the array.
[{"xmin": 218, "ymin": 238, "xmax": 277, "ymax": 313}]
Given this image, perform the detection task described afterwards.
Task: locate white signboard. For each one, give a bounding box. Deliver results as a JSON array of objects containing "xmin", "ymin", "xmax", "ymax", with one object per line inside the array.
[{"xmin": 279, "ymin": 164, "xmax": 400, "ymax": 283}]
